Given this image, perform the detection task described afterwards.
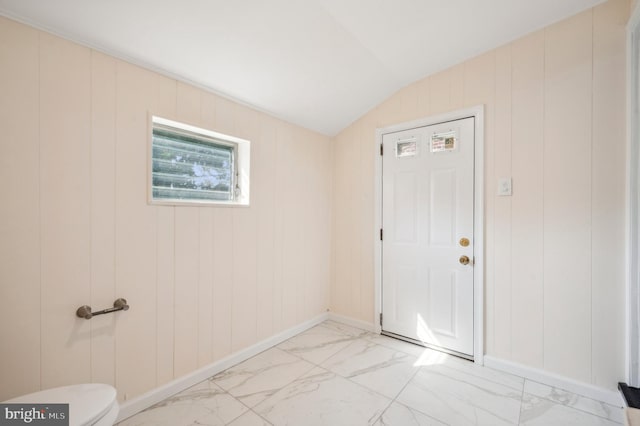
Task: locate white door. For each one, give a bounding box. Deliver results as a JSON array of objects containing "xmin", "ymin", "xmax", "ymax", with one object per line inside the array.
[{"xmin": 381, "ymin": 117, "xmax": 475, "ymax": 358}]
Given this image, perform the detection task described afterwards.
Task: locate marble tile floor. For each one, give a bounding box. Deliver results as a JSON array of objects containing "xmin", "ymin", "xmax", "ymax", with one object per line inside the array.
[{"xmin": 117, "ymin": 321, "xmax": 623, "ymax": 426}]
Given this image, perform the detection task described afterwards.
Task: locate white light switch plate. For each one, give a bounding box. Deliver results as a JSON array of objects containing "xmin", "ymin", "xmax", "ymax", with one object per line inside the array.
[{"xmin": 498, "ymin": 177, "xmax": 512, "ymax": 196}]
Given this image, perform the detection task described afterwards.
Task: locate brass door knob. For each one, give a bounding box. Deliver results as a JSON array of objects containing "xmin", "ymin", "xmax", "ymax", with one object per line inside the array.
[{"xmin": 459, "ymin": 255, "xmax": 470, "ymax": 265}]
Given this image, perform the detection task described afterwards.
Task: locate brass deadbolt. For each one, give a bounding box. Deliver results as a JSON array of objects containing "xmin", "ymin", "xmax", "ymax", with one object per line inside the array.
[{"xmin": 459, "ymin": 238, "xmax": 470, "ymax": 247}]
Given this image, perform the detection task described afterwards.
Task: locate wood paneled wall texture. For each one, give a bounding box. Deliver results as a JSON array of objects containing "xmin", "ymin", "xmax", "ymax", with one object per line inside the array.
[
  {"xmin": 0, "ymin": 0, "xmax": 632, "ymax": 402},
  {"xmin": 331, "ymin": 0, "xmax": 629, "ymax": 390},
  {"xmin": 0, "ymin": 17, "xmax": 332, "ymax": 401}
]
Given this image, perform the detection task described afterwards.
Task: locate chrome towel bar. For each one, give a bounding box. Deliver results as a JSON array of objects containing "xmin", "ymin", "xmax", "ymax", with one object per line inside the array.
[{"xmin": 76, "ymin": 298, "xmax": 129, "ymax": 320}]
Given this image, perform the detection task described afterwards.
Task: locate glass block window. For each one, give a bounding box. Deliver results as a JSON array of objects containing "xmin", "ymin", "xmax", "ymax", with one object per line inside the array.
[{"xmin": 150, "ymin": 116, "xmax": 250, "ymax": 206}]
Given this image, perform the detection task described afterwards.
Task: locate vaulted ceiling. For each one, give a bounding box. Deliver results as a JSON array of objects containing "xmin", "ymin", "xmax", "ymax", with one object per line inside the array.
[{"xmin": 0, "ymin": 0, "xmax": 605, "ymax": 135}]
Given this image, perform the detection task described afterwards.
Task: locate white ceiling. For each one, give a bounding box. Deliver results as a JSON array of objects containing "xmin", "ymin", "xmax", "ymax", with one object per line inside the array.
[{"xmin": 0, "ymin": 0, "xmax": 605, "ymax": 136}]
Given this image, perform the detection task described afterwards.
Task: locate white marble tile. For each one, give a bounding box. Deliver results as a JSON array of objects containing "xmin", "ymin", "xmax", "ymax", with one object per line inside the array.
[
  {"xmin": 522, "ymin": 381, "xmax": 623, "ymax": 424},
  {"xmin": 277, "ymin": 324, "xmax": 358, "ymax": 365},
  {"xmin": 117, "ymin": 381, "xmax": 247, "ymax": 426},
  {"xmin": 114, "ymin": 323, "xmax": 629, "ymax": 426},
  {"xmin": 365, "ymin": 334, "xmax": 432, "ymax": 358},
  {"xmin": 321, "ymin": 320, "xmax": 372, "ymax": 338},
  {"xmin": 225, "ymin": 410, "xmax": 272, "ymax": 426},
  {"xmin": 211, "ymin": 347, "xmax": 315, "ymax": 408},
  {"xmin": 431, "ymin": 356, "xmax": 524, "ymax": 392},
  {"xmin": 254, "ymin": 367, "xmax": 391, "ymax": 426},
  {"xmin": 367, "ymin": 334, "xmax": 524, "ymax": 392},
  {"xmin": 520, "ymin": 393, "xmax": 622, "ymax": 426},
  {"xmin": 321, "ymin": 338, "xmax": 419, "ymax": 399},
  {"xmin": 397, "ymin": 364, "xmax": 522, "ymax": 425},
  {"xmin": 374, "ymin": 402, "xmax": 448, "ymax": 426}
]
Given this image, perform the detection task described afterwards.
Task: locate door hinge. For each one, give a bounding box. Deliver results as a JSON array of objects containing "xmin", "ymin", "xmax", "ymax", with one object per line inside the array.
[
  {"xmin": 380, "ymin": 228, "xmax": 383, "ymax": 241},
  {"xmin": 379, "ymin": 312, "xmax": 383, "ymax": 326},
  {"xmin": 380, "ymin": 144, "xmax": 383, "ymax": 156}
]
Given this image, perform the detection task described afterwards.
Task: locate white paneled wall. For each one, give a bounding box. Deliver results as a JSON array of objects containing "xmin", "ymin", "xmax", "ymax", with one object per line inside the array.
[
  {"xmin": 543, "ymin": 10, "xmax": 594, "ymax": 383},
  {"xmin": 331, "ymin": 0, "xmax": 628, "ymax": 390},
  {"xmin": 509, "ymin": 31, "xmax": 545, "ymax": 369},
  {"xmin": 0, "ymin": 16, "xmax": 40, "ymax": 400},
  {"xmin": 0, "ymin": 17, "xmax": 332, "ymax": 402},
  {"xmin": 591, "ymin": 0, "xmax": 628, "ymax": 387}
]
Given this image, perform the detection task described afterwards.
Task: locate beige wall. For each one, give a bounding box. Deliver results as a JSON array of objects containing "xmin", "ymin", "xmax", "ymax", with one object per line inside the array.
[
  {"xmin": 0, "ymin": 17, "xmax": 332, "ymax": 401},
  {"xmin": 331, "ymin": 0, "xmax": 628, "ymax": 390},
  {"xmin": 0, "ymin": 0, "xmax": 630, "ymax": 402}
]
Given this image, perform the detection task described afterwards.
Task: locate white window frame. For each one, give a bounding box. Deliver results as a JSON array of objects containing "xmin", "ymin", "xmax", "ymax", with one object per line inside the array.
[{"xmin": 148, "ymin": 115, "xmax": 250, "ymax": 207}]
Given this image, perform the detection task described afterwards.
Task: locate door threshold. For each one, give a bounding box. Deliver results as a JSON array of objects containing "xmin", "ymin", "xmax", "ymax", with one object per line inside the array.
[{"xmin": 381, "ymin": 330, "xmax": 474, "ymax": 362}]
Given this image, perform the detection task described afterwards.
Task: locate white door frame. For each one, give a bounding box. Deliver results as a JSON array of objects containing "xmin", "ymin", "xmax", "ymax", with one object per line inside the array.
[
  {"xmin": 627, "ymin": 1, "xmax": 640, "ymax": 387},
  {"xmin": 374, "ymin": 105, "xmax": 485, "ymax": 364}
]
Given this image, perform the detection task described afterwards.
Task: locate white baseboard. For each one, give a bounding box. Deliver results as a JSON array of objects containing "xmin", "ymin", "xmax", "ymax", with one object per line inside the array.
[
  {"xmin": 484, "ymin": 355, "xmax": 623, "ymax": 407},
  {"xmin": 327, "ymin": 312, "xmax": 376, "ymax": 332},
  {"xmin": 117, "ymin": 312, "xmax": 329, "ymax": 422}
]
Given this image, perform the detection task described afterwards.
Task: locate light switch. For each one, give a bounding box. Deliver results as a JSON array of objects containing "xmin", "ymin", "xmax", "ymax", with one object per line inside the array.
[{"xmin": 497, "ymin": 177, "xmax": 512, "ymax": 196}]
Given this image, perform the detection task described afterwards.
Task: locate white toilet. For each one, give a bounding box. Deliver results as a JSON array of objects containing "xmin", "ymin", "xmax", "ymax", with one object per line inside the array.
[{"xmin": 4, "ymin": 383, "xmax": 119, "ymax": 426}]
